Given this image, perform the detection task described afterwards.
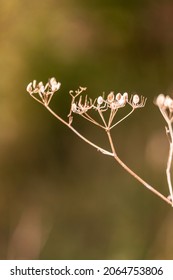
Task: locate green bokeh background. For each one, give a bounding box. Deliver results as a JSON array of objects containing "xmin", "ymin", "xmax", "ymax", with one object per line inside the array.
[{"xmin": 1, "ymin": 0, "xmax": 173, "ymax": 259}]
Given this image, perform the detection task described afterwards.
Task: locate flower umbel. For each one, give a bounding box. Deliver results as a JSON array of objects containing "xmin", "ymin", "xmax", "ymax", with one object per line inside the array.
[
  {"xmin": 26, "ymin": 78, "xmax": 61, "ymax": 105},
  {"xmin": 68, "ymin": 88, "xmax": 147, "ymax": 129}
]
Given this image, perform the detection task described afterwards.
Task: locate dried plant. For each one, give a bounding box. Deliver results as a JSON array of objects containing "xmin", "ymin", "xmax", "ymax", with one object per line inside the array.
[{"xmin": 27, "ymin": 78, "xmax": 173, "ymax": 207}]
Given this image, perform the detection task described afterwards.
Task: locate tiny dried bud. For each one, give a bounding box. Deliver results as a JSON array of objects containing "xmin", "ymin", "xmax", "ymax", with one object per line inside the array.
[
  {"xmin": 38, "ymin": 82, "xmax": 45, "ymax": 93},
  {"xmin": 71, "ymin": 103, "xmax": 77, "ymax": 112},
  {"xmin": 132, "ymin": 94, "xmax": 140, "ymax": 105},
  {"xmin": 97, "ymin": 96, "xmax": 104, "ymax": 105},
  {"xmin": 26, "ymin": 82, "xmax": 32, "ymax": 93},
  {"xmin": 156, "ymin": 94, "xmax": 165, "ymax": 107},
  {"xmin": 107, "ymin": 92, "xmax": 114, "ymax": 103}
]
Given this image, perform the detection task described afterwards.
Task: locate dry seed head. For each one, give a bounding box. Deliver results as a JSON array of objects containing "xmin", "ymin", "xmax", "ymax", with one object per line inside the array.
[
  {"xmin": 132, "ymin": 94, "xmax": 140, "ymax": 105},
  {"xmin": 97, "ymin": 96, "xmax": 104, "ymax": 105},
  {"xmin": 107, "ymin": 92, "xmax": 114, "ymax": 103}
]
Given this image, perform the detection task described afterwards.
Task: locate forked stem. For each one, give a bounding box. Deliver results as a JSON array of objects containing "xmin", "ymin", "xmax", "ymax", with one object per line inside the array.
[{"xmin": 44, "ymin": 104, "xmax": 113, "ymax": 156}]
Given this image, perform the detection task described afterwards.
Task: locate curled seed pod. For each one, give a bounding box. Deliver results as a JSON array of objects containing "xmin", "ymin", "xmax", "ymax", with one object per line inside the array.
[
  {"xmin": 132, "ymin": 94, "xmax": 140, "ymax": 105},
  {"xmin": 107, "ymin": 92, "xmax": 114, "ymax": 103},
  {"xmin": 156, "ymin": 94, "xmax": 165, "ymax": 107},
  {"xmin": 71, "ymin": 103, "xmax": 77, "ymax": 113},
  {"xmin": 115, "ymin": 93, "xmax": 122, "ymax": 101},
  {"xmin": 97, "ymin": 96, "xmax": 104, "ymax": 105}
]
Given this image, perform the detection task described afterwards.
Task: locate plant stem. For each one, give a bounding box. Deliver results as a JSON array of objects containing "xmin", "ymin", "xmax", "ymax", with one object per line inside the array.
[
  {"xmin": 106, "ymin": 130, "xmax": 172, "ymax": 206},
  {"xmin": 166, "ymin": 120, "xmax": 173, "ymax": 206},
  {"xmin": 45, "ymin": 104, "xmax": 113, "ymax": 156}
]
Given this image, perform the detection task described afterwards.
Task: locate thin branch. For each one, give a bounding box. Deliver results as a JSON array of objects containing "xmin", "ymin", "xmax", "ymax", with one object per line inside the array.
[
  {"xmin": 106, "ymin": 130, "xmax": 172, "ymax": 206},
  {"xmin": 44, "ymin": 104, "xmax": 113, "ymax": 156},
  {"xmin": 166, "ymin": 119, "xmax": 173, "ymax": 205},
  {"xmin": 81, "ymin": 112, "xmax": 105, "ymax": 129},
  {"xmin": 110, "ymin": 107, "xmax": 134, "ymax": 130}
]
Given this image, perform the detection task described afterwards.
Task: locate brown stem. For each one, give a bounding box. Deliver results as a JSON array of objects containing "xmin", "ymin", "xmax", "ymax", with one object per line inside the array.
[{"xmin": 106, "ymin": 130, "xmax": 172, "ymax": 206}]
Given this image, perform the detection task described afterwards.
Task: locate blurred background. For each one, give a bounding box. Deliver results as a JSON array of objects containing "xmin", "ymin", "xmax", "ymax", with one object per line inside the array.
[{"xmin": 1, "ymin": 0, "xmax": 173, "ymax": 259}]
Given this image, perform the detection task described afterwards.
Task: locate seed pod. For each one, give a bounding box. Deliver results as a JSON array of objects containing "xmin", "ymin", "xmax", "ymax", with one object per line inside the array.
[
  {"xmin": 26, "ymin": 82, "xmax": 33, "ymax": 93},
  {"xmin": 115, "ymin": 93, "xmax": 122, "ymax": 101},
  {"xmin": 107, "ymin": 92, "xmax": 114, "ymax": 103},
  {"xmin": 132, "ymin": 94, "xmax": 140, "ymax": 105},
  {"xmin": 97, "ymin": 96, "xmax": 104, "ymax": 105},
  {"xmin": 123, "ymin": 92, "xmax": 128, "ymax": 102}
]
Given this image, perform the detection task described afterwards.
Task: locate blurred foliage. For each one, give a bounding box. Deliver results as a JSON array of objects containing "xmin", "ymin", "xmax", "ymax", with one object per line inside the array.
[{"xmin": 1, "ymin": 0, "xmax": 173, "ymax": 259}]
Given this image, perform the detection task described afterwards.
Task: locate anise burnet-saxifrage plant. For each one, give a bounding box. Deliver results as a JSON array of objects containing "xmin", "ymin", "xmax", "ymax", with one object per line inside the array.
[{"xmin": 27, "ymin": 78, "xmax": 173, "ymax": 207}]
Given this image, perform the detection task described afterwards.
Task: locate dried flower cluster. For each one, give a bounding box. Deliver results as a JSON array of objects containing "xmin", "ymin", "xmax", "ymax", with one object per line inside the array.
[
  {"xmin": 68, "ymin": 87, "xmax": 146, "ymax": 130},
  {"xmin": 26, "ymin": 78, "xmax": 61, "ymax": 105},
  {"xmin": 156, "ymin": 94, "xmax": 173, "ymax": 122},
  {"xmin": 70, "ymin": 91, "xmax": 146, "ymax": 113},
  {"xmin": 26, "ymin": 77, "xmax": 173, "ymax": 207}
]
